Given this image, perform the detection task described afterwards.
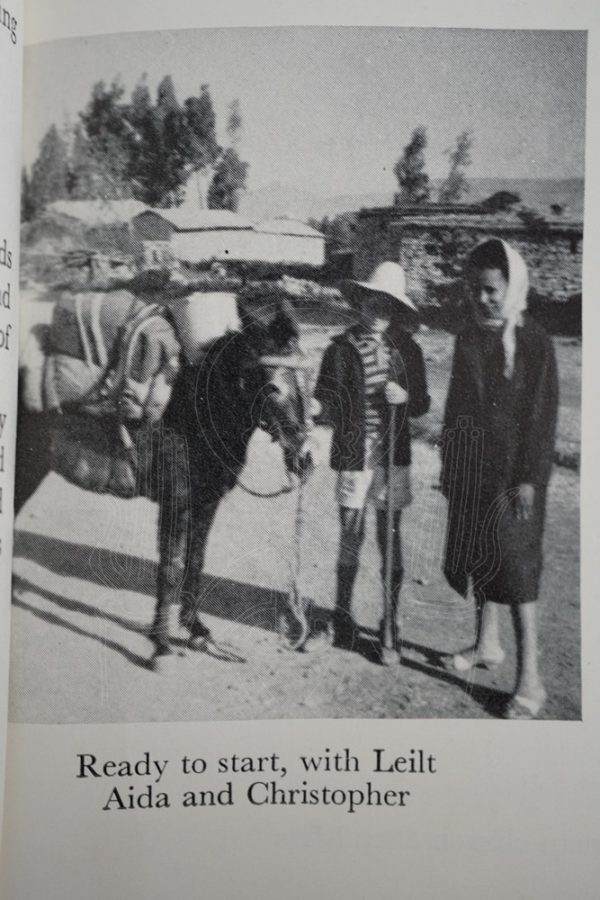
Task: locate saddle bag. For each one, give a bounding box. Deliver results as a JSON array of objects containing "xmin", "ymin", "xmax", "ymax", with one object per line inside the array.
[
  {"xmin": 44, "ymin": 291, "xmax": 180, "ymax": 422},
  {"xmin": 41, "ymin": 290, "xmax": 181, "ymax": 497}
]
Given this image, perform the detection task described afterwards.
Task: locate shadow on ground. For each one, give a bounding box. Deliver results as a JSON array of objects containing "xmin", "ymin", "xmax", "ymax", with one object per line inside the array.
[{"xmin": 13, "ymin": 529, "xmax": 509, "ymax": 717}]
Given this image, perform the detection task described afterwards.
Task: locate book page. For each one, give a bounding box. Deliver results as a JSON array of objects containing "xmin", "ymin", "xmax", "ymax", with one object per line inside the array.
[
  {"xmin": 0, "ymin": 0, "xmax": 23, "ymax": 844},
  {"xmin": 3, "ymin": 1, "xmax": 600, "ymax": 897}
]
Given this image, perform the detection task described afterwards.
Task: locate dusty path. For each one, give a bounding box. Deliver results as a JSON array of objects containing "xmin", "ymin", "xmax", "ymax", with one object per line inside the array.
[{"xmin": 10, "ymin": 428, "xmax": 580, "ymax": 724}]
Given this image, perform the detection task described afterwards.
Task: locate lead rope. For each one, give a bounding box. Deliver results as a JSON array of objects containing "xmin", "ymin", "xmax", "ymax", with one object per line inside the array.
[
  {"xmin": 287, "ymin": 367, "xmax": 312, "ymax": 650},
  {"xmin": 236, "ymin": 467, "xmax": 296, "ymax": 499},
  {"xmin": 278, "ymin": 473, "xmax": 310, "ymax": 651}
]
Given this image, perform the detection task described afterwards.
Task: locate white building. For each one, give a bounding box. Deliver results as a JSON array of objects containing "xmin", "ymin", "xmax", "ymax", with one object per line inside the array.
[
  {"xmin": 251, "ymin": 218, "xmax": 325, "ymax": 266},
  {"xmin": 131, "ymin": 209, "xmax": 325, "ymax": 268}
]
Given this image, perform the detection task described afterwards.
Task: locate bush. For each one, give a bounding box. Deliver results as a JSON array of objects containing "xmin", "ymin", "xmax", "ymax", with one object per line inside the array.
[
  {"xmin": 482, "ymin": 190, "xmax": 521, "ymax": 212},
  {"xmin": 518, "ymin": 207, "xmax": 550, "ymax": 237}
]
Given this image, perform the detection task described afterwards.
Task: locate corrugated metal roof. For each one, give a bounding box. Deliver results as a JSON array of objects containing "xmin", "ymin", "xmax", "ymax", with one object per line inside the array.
[
  {"xmin": 257, "ymin": 217, "xmax": 324, "ymax": 238},
  {"xmin": 48, "ymin": 199, "xmax": 147, "ymax": 226},
  {"xmin": 145, "ymin": 208, "xmax": 255, "ymax": 232}
]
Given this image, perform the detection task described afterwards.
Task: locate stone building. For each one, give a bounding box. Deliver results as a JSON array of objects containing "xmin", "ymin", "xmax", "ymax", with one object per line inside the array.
[{"xmin": 352, "ymin": 203, "xmax": 583, "ymax": 303}]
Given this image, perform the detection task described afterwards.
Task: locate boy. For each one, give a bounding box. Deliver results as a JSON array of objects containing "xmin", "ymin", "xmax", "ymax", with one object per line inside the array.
[{"xmin": 314, "ymin": 262, "xmax": 430, "ymax": 650}]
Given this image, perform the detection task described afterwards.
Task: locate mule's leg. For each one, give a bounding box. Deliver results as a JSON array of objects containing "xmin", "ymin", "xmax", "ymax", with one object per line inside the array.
[
  {"xmin": 14, "ymin": 407, "xmax": 53, "ymax": 516},
  {"xmin": 150, "ymin": 492, "xmax": 191, "ymax": 662},
  {"xmin": 179, "ymin": 499, "xmax": 220, "ymax": 648}
]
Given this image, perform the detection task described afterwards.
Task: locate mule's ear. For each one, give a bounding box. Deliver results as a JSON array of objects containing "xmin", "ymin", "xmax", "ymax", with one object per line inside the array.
[
  {"xmin": 270, "ymin": 313, "xmax": 299, "ymax": 352},
  {"xmin": 270, "ymin": 298, "xmax": 300, "ymax": 351}
]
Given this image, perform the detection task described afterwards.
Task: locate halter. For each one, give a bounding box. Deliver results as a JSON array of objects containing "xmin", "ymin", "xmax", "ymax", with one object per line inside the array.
[{"xmin": 235, "ymin": 351, "xmax": 312, "ymax": 499}]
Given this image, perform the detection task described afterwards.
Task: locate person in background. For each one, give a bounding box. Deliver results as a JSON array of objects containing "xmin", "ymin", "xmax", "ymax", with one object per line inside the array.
[
  {"xmin": 441, "ymin": 238, "xmax": 558, "ymax": 719},
  {"xmin": 314, "ymin": 262, "xmax": 430, "ymax": 651}
]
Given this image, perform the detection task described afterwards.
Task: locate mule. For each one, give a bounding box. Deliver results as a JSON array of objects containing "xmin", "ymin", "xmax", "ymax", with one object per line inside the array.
[{"xmin": 15, "ymin": 297, "xmax": 310, "ymax": 669}]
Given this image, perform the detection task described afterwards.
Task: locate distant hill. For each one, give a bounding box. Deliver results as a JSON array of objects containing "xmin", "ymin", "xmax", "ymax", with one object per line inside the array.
[
  {"xmin": 239, "ymin": 177, "xmax": 584, "ymax": 223},
  {"xmin": 238, "ymin": 183, "xmax": 391, "ymax": 221}
]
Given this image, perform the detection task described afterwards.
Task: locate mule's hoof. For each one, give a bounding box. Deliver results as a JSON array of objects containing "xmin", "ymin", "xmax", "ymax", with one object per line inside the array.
[
  {"xmin": 180, "ymin": 618, "xmax": 212, "ymax": 650},
  {"xmin": 301, "ymin": 628, "xmax": 333, "ymax": 654},
  {"xmin": 187, "ymin": 634, "xmax": 209, "ymax": 652},
  {"xmin": 149, "ymin": 652, "xmax": 176, "ymax": 675},
  {"xmin": 380, "ymin": 645, "xmax": 402, "ymax": 667},
  {"xmin": 278, "ymin": 608, "xmax": 310, "ymax": 652}
]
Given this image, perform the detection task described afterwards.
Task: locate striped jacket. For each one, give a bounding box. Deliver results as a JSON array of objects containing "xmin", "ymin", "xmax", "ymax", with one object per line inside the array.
[{"xmin": 314, "ymin": 327, "xmax": 430, "ymax": 471}]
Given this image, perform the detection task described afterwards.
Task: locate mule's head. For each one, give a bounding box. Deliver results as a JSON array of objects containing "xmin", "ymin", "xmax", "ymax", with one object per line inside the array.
[{"xmin": 239, "ymin": 288, "xmax": 312, "ymax": 475}]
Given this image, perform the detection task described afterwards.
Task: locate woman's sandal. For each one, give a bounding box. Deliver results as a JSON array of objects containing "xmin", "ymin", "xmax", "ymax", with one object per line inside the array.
[
  {"xmin": 504, "ymin": 689, "xmax": 547, "ymax": 720},
  {"xmin": 446, "ymin": 649, "xmax": 506, "ymax": 673}
]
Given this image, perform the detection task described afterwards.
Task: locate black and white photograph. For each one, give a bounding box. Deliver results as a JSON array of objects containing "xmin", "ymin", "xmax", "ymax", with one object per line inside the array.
[{"xmin": 12, "ymin": 25, "xmax": 585, "ymax": 724}]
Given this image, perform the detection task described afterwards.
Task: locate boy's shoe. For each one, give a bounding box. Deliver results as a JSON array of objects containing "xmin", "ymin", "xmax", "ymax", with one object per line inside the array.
[
  {"xmin": 504, "ymin": 688, "xmax": 547, "ymax": 720},
  {"xmin": 448, "ymin": 648, "xmax": 506, "ymax": 672},
  {"xmin": 332, "ymin": 612, "xmax": 360, "ymax": 650}
]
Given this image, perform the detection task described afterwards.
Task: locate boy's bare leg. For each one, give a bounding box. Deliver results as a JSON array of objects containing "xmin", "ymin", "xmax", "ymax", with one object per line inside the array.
[
  {"xmin": 338, "ymin": 506, "xmax": 366, "ymax": 567},
  {"xmin": 333, "ymin": 506, "xmax": 366, "ymax": 648},
  {"xmin": 451, "ymin": 599, "xmax": 505, "ymax": 671},
  {"xmin": 508, "ymin": 601, "xmax": 546, "ymax": 715}
]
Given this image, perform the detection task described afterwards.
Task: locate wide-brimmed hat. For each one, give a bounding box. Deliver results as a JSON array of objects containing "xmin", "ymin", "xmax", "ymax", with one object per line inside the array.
[{"xmin": 343, "ymin": 262, "xmax": 418, "ymax": 314}]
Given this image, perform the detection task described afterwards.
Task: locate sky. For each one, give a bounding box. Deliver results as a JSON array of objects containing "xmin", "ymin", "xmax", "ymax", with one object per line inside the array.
[{"xmin": 23, "ymin": 27, "xmax": 587, "ymax": 196}]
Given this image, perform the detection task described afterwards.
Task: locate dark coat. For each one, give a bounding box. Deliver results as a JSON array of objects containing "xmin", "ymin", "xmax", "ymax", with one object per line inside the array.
[
  {"xmin": 441, "ymin": 318, "xmax": 559, "ymax": 603},
  {"xmin": 314, "ymin": 327, "xmax": 430, "ymax": 470}
]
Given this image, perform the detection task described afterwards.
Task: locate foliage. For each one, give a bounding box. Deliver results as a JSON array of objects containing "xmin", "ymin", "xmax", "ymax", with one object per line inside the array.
[
  {"xmin": 518, "ymin": 207, "xmax": 550, "ymax": 237},
  {"xmin": 482, "ymin": 190, "xmax": 521, "ymax": 212},
  {"xmin": 181, "ymin": 84, "xmax": 220, "ymax": 175},
  {"xmin": 207, "ymin": 102, "xmax": 248, "ymax": 211},
  {"xmin": 28, "ymin": 124, "xmax": 70, "ymax": 214},
  {"xmin": 66, "ymin": 125, "xmax": 97, "ymax": 199},
  {"xmin": 207, "ymin": 148, "xmax": 249, "ymax": 212},
  {"xmin": 438, "ymin": 130, "xmax": 473, "ymax": 203},
  {"xmin": 78, "ymin": 80, "xmax": 133, "ymax": 198},
  {"xmin": 227, "ymin": 99, "xmax": 243, "ymax": 146},
  {"xmin": 21, "ymin": 169, "xmax": 36, "ymax": 222},
  {"xmin": 309, "ymin": 213, "xmax": 356, "ymax": 250},
  {"xmin": 126, "ymin": 76, "xmax": 190, "ymax": 206},
  {"xmin": 24, "ymin": 78, "xmax": 249, "ymax": 217},
  {"xmin": 394, "ymin": 126, "xmax": 430, "ymax": 205}
]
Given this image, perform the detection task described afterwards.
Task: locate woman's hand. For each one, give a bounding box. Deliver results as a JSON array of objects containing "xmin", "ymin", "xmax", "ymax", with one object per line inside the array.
[
  {"xmin": 385, "ymin": 381, "xmax": 408, "ymax": 405},
  {"xmin": 515, "ymin": 483, "xmax": 535, "ymax": 521}
]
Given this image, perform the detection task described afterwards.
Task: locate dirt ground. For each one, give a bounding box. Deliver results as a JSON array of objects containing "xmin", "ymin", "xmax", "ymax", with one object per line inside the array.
[
  {"xmin": 10, "ymin": 427, "xmax": 580, "ymax": 724},
  {"xmin": 9, "ymin": 312, "xmax": 581, "ymax": 723}
]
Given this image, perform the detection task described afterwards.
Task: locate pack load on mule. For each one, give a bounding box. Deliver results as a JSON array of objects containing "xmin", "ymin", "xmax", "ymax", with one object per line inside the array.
[
  {"xmin": 20, "ymin": 288, "xmax": 181, "ymax": 498},
  {"xmin": 16, "ymin": 271, "xmax": 314, "ymax": 666},
  {"xmin": 169, "ymin": 290, "xmax": 241, "ymax": 365},
  {"xmin": 19, "ymin": 272, "xmax": 314, "ymax": 501}
]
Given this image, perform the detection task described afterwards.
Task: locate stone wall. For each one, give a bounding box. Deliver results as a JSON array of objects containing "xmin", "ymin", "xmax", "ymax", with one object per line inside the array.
[
  {"xmin": 353, "ymin": 212, "xmax": 401, "ymax": 282},
  {"xmin": 353, "ymin": 211, "xmax": 583, "ymax": 303}
]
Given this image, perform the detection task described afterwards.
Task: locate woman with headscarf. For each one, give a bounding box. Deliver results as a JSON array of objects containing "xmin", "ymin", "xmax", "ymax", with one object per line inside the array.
[{"xmin": 441, "ymin": 238, "xmax": 558, "ymax": 719}]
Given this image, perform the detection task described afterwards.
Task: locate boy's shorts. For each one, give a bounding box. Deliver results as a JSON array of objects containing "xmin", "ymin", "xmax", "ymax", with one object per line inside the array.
[
  {"xmin": 336, "ymin": 464, "xmax": 412, "ymax": 511},
  {"xmin": 335, "ymin": 431, "xmax": 413, "ymax": 510}
]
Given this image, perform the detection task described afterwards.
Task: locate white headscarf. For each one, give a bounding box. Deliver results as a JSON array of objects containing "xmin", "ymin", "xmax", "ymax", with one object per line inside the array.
[{"xmin": 469, "ymin": 238, "xmax": 529, "ymax": 379}]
